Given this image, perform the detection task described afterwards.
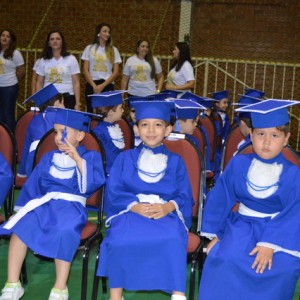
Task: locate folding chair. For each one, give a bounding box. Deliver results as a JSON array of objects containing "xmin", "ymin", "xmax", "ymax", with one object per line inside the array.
[
  {"xmin": 163, "ymin": 137, "xmax": 206, "ymax": 300},
  {"xmin": 14, "ymin": 110, "xmax": 40, "ymax": 189},
  {"xmin": 33, "ymin": 129, "xmax": 106, "ymax": 300},
  {"xmin": 199, "ymin": 115, "xmax": 217, "ymax": 188},
  {"xmin": 220, "ymin": 125, "xmax": 244, "ymax": 172},
  {"xmin": 0, "ymin": 122, "xmax": 16, "ymax": 220},
  {"xmin": 238, "ymin": 143, "xmax": 300, "ymax": 167}
]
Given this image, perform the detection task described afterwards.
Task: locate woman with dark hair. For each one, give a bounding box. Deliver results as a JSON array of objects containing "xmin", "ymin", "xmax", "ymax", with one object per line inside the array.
[
  {"xmin": 166, "ymin": 42, "xmax": 195, "ymax": 94},
  {"xmin": 81, "ymin": 23, "xmax": 121, "ymax": 112},
  {"xmin": 36, "ymin": 30, "xmax": 81, "ymax": 110},
  {"xmin": 0, "ymin": 29, "xmax": 25, "ymax": 131},
  {"xmin": 121, "ymin": 39, "xmax": 164, "ymax": 97}
]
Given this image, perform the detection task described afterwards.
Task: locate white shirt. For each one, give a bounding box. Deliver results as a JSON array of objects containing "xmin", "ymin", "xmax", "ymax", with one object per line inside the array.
[
  {"xmin": 0, "ymin": 49, "xmax": 24, "ymax": 87},
  {"xmin": 123, "ymin": 55, "xmax": 162, "ymax": 96},
  {"xmin": 167, "ymin": 61, "xmax": 194, "ymax": 92},
  {"xmin": 81, "ymin": 44, "xmax": 121, "ymax": 81},
  {"xmin": 36, "ymin": 55, "xmax": 80, "ymax": 95}
]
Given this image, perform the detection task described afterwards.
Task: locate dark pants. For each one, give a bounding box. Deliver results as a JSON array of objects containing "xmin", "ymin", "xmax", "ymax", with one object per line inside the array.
[
  {"xmin": 85, "ymin": 79, "xmax": 114, "ymax": 113},
  {"xmin": 0, "ymin": 83, "xmax": 19, "ymax": 131},
  {"xmin": 62, "ymin": 93, "xmax": 76, "ymax": 110}
]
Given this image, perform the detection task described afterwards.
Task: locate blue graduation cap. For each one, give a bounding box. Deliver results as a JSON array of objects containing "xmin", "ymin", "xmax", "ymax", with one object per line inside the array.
[
  {"xmin": 89, "ymin": 90, "xmax": 125, "ymax": 108},
  {"xmin": 131, "ymin": 100, "xmax": 174, "ymax": 122},
  {"xmin": 235, "ymin": 99, "xmax": 300, "ymax": 128},
  {"xmin": 179, "ymin": 91, "xmax": 216, "ymax": 109},
  {"xmin": 211, "ymin": 90, "xmax": 229, "ymax": 101},
  {"xmin": 22, "ymin": 83, "xmax": 59, "ymax": 106},
  {"xmin": 174, "ymin": 99, "xmax": 206, "ymax": 119},
  {"xmin": 46, "ymin": 107, "xmax": 101, "ymax": 132},
  {"xmin": 244, "ymin": 88, "xmax": 265, "ymax": 99},
  {"xmin": 160, "ymin": 89, "xmax": 182, "ymax": 98}
]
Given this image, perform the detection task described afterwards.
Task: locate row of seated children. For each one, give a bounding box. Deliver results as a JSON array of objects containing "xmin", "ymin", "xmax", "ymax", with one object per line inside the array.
[{"xmin": 0, "ymin": 99, "xmax": 194, "ymax": 300}]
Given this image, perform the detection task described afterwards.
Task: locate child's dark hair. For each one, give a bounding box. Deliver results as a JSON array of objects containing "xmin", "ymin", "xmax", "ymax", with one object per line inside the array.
[
  {"xmin": 40, "ymin": 93, "xmax": 64, "ymax": 111},
  {"xmin": 239, "ymin": 116, "xmax": 252, "ymax": 128},
  {"xmin": 136, "ymin": 119, "xmax": 171, "ymax": 127},
  {"xmin": 252, "ymin": 123, "xmax": 290, "ymax": 136},
  {"xmin": 95, "ymin": 105, "xmax": 118, "ymax": 120}
]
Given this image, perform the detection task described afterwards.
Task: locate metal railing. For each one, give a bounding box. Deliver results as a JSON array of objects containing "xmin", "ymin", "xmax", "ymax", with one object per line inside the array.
[{"xmin": 17, "ymin": 48, "xmax": 300, "ymax": 151}]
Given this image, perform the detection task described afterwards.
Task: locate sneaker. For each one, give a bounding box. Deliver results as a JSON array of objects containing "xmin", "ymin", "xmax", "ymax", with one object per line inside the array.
[
  {"xmin": 48, "ymin": 287, "xmax": 69, "ymax": 300},
  {"xmin": 0, "ymin": 282, "xmax": 24, "ymax": 300}
]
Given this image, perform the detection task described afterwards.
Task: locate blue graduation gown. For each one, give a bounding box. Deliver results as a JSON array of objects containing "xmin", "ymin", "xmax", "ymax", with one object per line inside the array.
[
  {"xmin": 0, "ymin": 153, "xmax": 13, "ymax": 206},
  {"xmin": 0, "ymin": 146, "xmax": 105, "ymax": 262},
  {"xmin": 92, "ymin": 121, "xmax": 125, "ymax": 175},
  {"xmin": 18, "ymin": 111, "xmax": 56, "ymax": 176},
  {"xmin": 97, "ymin": 143, "xmax": 194, "ymax": 293},
  {"xmin": 199, "ymin": 153, "xmax": 300, "ymax": 300}
]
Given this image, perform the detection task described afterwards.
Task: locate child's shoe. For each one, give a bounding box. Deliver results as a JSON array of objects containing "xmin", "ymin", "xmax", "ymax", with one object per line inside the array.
[
  {"xmin": 48, "ymin": 287, "xmax": 69, "ymax": 300},
  {"xmin": 0, "ymin": 281, "xmax": 24, "ymax": 300}
]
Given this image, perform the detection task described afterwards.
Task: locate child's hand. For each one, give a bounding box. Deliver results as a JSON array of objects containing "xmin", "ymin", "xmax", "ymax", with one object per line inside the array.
[
  {"xmin": 206, "ymin": 237, "xmax": 219, "ymax": 255},
  {"xmin": 130, "ymin": 203, "xmax": 152, "ymax": 217},
  {"xmin": 249, "ymin": 245, "xmax": 274, "ymax": 273},
  {"xmin": 146, "ymin": 202, "xmax": 175, "ymax": 219},
  {"xmin": 62, "ymin": 139, "xmax": 83, "ymax": 171}
]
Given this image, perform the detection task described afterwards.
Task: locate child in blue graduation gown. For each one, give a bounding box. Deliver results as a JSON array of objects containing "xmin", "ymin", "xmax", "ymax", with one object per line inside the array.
[
  {"xmin": 199, "ymin": 99, "xmax": 300, "ymax": 300},
  {"xmin": 0, "ymin": 152, "xmax": 13, "ymax": 207},
  {"xmin": 97, "ymin": 100, "xmax": 194, "ymax": 300},
  {"xmin": 0, "ymin": 108, "xmax": 105, "ymax": 300},
  {"xmin": 18, "ymin": 83, "xmax": 65, "ymax": 177},
  {"xmin": 90, "ymin": 91, "xmax": 125, "ymax": 175}
]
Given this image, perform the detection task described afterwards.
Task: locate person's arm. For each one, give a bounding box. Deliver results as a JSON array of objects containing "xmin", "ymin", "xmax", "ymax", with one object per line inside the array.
[
  {"xmin": 82, "ymin": 60, "xmax": 96, "ymax": 90},
  {"xmin": 166, "ymin": 80, "xmax": 195, "ymax": 91},
  {"xmin": 121, "ymin": 74, "xmax": 130, "ymax": 91},
  {"xmin": 31, "ymin": 71, "xmax": 38, "ymax": 94},
  {"xmin": 36, "ymin": 74, "xmax": 45, "ymax": 92},
  {"xmin": 156, "ymin": 72, "xmax": 164, "ymax": 92},
  {"xmin": 96, "ymin": 62, "xmax": 120, "ymax": 93},
  {"xmin": 16, "ymin": 64, "xmax": 25, "ymax": 82},
  {"xmin": 72, "ymin": 73, "xmax": 81, "ymax": 110}
]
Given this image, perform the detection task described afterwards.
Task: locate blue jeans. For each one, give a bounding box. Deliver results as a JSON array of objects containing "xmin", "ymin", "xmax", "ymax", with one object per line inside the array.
[{"xmin": 0, "ymin": 83, "xmax": 19, "ymax": 131}]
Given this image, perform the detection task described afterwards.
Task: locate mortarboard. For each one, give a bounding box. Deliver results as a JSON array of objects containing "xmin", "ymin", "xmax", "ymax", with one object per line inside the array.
[
  {"xmin": 211, "ymin": 90, "xmax": 229, "ymax": 101},
  {"xmin": 173, "ymin": 99, "xmax": 206, "ymax": 119},
  {"xmin": 180, "ymin": 91, "xmax": 217, "ymax": 109},
  {"xmin": 131, "ymin": 100, "xmax": 174, "ymax": 122},
  {"xmin": 233, "ymin": 95, "xmax": 262, "ymax": 119},
  {"xmin": 46, "ymin": 107, "xmax": 101, "ymax": 132},
  {"xmin": 244, "ymin": 88, "xmax": 265, "ymax": 99},
  {"xmin": 22, "ymin": 83, "xmax": 59, "ymax": 106},
  {"xmin": 89, "ymin": 90, "xmax": 125, "ymax": 108},
  {"xmin": 235, "ymin": 99, "xmax": 300, "ymax": 128},
  {"xmin": 160, "ymin": 89, "xmax": 182, "ymax": 98}
]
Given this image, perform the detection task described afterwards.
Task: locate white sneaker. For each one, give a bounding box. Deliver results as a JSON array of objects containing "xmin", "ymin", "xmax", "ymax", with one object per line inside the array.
[
  {"xmin": 0, "ymin": 282, "xmax": 24, "ymax": 300},
  {"xmin": 48, "ymin": 288, "xmax": 69, "ymax": 300}
]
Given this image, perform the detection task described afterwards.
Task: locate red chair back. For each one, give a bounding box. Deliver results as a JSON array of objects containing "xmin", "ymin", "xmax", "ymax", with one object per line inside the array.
[{"xmin": 115, "ymin": 118, "xmax": 134, "ymax": 150}]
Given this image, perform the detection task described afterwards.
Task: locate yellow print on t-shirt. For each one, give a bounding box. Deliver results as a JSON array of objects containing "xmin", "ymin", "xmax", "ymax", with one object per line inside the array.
[
  {"xmin": 93, "ymin": 54, "xmax": 107, "ymax": 73},
  {"xmin": 0, "ymin": 59, "xmax": 5, "ymax": 74},
  {"xmin": 134, "ymin": 65, "xmax": 147, "ymax": 82},
  {"xmin": 49, "ymin": 68, "xmax": 63, "ymax": 83}
]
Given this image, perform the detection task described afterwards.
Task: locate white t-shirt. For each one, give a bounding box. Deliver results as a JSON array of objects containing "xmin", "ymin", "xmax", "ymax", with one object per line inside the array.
[
  {"xmin": 0, "ymin": 49, "xmax": 24, "ymax": 87},
  {"xmin": 81, "ymin": 44, "xmax": 121, "ymax": 80},
  {"xmin": 36, "ymin": 55, "xmax": 80, "ymax": 95},
  {"xmin": 167, "ymin": 61, "xmax": 194, "ymax": 92},
  {"xmin": 32, "ymin": 58, "xmax": 41, "ymax": 72},
  {"xmin": 123, "ymin": 55, "xmax": 162, "ymax": 96}
]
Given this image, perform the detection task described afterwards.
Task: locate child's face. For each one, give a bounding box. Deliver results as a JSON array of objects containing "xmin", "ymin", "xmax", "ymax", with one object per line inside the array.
[
  {"xmin": 134, "ymin": 119, "xmax": 172, "ymax": 148},
  {"xmin": 250, "ymin": 127, "xmax": 290, "ymax": 160},
  {"xmin": 215, "ymin": 98, "xmax": 229, "ymax": 111},
  {"xmin": 129, "ymin": 108, "xmax": 136, "ymax": 123},
  {"xmin": 178, "ymin": 119, "xmax": 197, "ymax": 135},
  {"xmin": 54, "ymin": 124, "xmax": 84, "ymax": 151},
  {"xmin": 239, "ymin": 120, "xmax": 250, "ymax": 138}
]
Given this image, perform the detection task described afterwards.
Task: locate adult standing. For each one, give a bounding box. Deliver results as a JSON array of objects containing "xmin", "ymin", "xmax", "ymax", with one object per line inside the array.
[
  {"xmin": 36, "ymin": 30, "xmax": 80, "ymax": 110},
  {"xmin": 166, "ymin": 42, "xmax": 195, "ymax": 95},
  {"xmin": 0, "ymin": 29, "xmax": 25, "ymax": 131},
  {"xmin": 121, "ymin": 39, "xmax": 164, "ymax": 97},
  {"xmin": 82, "ymin": 23, "xmax": 121, "ymax": 112}
]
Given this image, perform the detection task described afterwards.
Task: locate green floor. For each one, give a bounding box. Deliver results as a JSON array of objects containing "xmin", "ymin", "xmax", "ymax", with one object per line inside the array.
[{"xmin": 0, "ymin": 211, "xmax": 300, "ymax": 300}]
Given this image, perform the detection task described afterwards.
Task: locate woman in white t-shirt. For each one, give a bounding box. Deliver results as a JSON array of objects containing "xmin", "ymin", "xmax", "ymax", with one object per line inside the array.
[
  {"xmin": 82, "ymin": 23, "xmax": 121, "ymax": 112},
  {"xmin": 166, "ymin": 42, "xmax": 195, "ymax": 94},
  {"xmin": 36, "ymin": 30, "xmax": 81, "ymax": 110},
  {"xmin": 0, "ymin": 29, "xmax": 25, "ymax": 131},
  {"xmin": 121, "ymin": 39, "xmax": 164, "ymax": 97}
]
